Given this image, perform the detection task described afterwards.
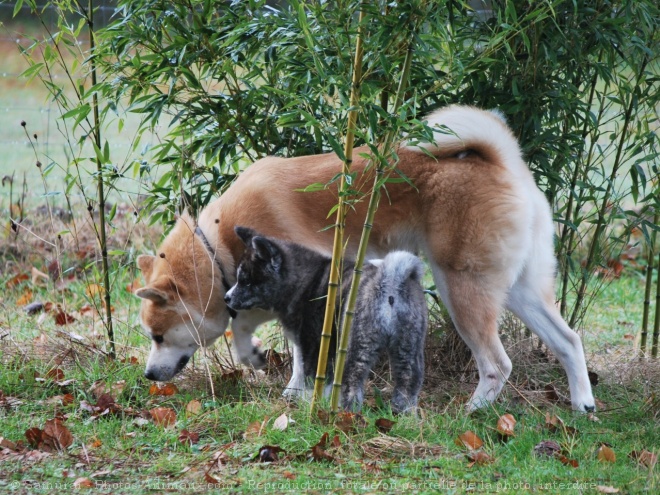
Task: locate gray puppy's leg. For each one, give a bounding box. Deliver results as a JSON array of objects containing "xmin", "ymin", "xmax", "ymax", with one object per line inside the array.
[
  {"xmin": 388, "ymin": 328, "xmax": 425, "ymax": 414},
  {"xmin": 341, "ymin": 326, "xmax": 383, "ymax": 412}
]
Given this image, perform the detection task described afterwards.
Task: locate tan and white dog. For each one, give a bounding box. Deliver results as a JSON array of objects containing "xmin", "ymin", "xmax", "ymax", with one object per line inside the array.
[{"xmin": 135, "ymin": 105, "xmax": 595, "ymax": 412}]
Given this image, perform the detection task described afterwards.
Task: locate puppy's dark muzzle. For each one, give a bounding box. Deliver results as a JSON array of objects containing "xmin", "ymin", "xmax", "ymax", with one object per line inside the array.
[{"xmin": 223, "ymin": 293, "xmax": 241, "ymax": 315}]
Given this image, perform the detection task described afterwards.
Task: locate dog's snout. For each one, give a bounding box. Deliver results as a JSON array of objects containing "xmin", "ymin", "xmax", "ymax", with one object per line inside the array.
[
  {"xmin": 175, "ymin": 354, "xmax": 191, "ymax": 374},
  {"xmin": 144, "ymin": 369, "xmax": 157, "ymax": 381},
  {"xmin": 223, "ymin": 292, "xmax": 231, "ymax": 304}
]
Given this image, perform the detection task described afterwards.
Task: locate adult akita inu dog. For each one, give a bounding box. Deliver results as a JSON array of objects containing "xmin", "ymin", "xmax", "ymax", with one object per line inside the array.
[
  {"xmin": 224, "ymin": 227, "xmax": 428, "ymax": 413},
  {"xmin": 135, "ymin": 105, "xmax": 596, "ymax": 412}
]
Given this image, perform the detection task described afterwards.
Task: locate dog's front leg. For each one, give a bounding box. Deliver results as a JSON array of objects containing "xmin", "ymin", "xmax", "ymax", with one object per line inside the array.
[
  {"xmin": 283, "ymin": 344, "xmax": 311, "ymax": 399},
  {"xmin": 230, "ymin": 309, "xmax": 273, "ymax": 368}
]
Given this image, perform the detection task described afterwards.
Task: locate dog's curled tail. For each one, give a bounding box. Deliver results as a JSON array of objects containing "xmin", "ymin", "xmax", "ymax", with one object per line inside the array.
[
  {"xmin": 378, "ymin": 251, "xmax": 425, "ymax": 288},
  {"xmin": 403, "ymin": 104, "xmax": 529, "ymax": 179}
]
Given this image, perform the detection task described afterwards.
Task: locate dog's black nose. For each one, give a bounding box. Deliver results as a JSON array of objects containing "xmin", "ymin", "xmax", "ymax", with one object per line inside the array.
[
  {"xmin": 144, "ymin": 370, "xmax": 157, "ymax": 381},
  {"xmin": 223, "ymin": 293, "xmax": 231, "ymax": 304}
]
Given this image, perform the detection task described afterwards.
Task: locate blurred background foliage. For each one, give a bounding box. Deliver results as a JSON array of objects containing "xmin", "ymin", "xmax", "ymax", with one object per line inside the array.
[{"xmin": 9, "ymin": 0, "xmax": 660, "ymax": 331}]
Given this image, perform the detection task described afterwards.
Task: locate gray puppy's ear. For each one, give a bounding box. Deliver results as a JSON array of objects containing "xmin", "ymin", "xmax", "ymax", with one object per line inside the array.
[
  {"xmin": 252, "ymin": 236, "xmax": 282, "ymax": 269},
  {"xmin": 235, "ymin": 226, "xmax": 259, "ymax": 246}
]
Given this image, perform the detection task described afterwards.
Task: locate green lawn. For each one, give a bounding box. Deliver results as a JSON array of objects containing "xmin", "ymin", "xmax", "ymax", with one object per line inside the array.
[{"xmin": 0, "ymin": 221, "xmax": 658, "ymax": 494}]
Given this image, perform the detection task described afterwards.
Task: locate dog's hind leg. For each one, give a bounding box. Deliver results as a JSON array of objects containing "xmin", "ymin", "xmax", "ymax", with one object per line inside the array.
[
  {"xmin": 506, "ymin": 275, "xmax": 595, "ymax": 412},
  {"xmin": 432, "ymin": 266, "xmax": 512, "ymax": 411}
]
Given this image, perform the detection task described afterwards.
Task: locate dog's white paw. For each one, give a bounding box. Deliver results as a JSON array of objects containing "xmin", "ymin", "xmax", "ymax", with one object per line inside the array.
[{"xmin": 282, "ymin": 376, "xmax": 312, "ymax": 400}]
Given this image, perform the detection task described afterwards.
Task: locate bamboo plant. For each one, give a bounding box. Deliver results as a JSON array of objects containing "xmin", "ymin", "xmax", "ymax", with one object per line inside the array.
[
  {"xmin": 310, "ymin": 3, "xmax": 367, "ymax": 410},
  {"xmin": 641, "ymin": 209, "xmax": 659, "ymax": 356},
  {"xmin": 330, "ymin": 42, "xmax": 415, "ymax": 412}
]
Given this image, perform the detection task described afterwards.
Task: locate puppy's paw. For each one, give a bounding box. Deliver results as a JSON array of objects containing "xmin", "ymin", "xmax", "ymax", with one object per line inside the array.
[
  {"xmin": 240, "ymin": 345, "xmax": 267, "ymax": 369},
  {"xmin": 282, "ymin": 382, "xmax": 312, "ymax": 401}
]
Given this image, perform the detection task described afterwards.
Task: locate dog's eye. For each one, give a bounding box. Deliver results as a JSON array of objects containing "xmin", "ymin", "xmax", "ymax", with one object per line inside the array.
[{"xmin": 152, "ymin": 335, "xmax": 164, "ymax": 344}]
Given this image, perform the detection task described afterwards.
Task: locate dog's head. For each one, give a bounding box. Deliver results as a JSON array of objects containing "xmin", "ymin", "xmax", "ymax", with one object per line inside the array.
[
  {"xmin": 224, "ymin": 226, "xmax": 284, "ymax": 312},
  {"xmin": 135, "ymin": 215, "xmax": 232, "ymax": 381}
]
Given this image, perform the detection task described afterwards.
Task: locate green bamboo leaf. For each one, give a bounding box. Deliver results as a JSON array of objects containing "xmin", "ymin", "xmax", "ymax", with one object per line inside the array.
[
  {"xmin": 13, "ymin": 0, "xmax": 24, "ymax": 18},
  {"xmin": 19, "ymin": 62, "xmax": 44, "ymax": 81}
]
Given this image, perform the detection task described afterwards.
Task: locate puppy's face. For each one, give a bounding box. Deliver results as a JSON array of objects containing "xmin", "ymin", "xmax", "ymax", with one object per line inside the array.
[{"xmin": 224, "ymin": 227, "xmax": 283, "ymax": 313}]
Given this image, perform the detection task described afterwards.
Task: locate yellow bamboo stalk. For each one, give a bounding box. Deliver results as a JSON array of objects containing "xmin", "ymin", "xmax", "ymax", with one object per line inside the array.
[
  {"xmin": 641, "ymin": 209, "xmax": 659, "ymax": 355},
  {"xmin": 330, "ymin": 42, "xmax": 415, "ymax": 412},
  {"xmin": 653, "ymin": 250, "xmax": 660, "ymax": 358},
  {"xmin": 311, "ymin": 3, "xmax": 367, "ymax": 410}
]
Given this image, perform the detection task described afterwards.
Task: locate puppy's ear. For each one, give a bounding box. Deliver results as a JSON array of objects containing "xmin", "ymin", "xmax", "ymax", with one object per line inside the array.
[
  {"xmin": 137, "ymin": 255, "xmax": 155, "ymax": 279},
  {"xmin": 235, "ymin": 226, "xmax": 259, "ymax": 246},
  {"xmin": 252, "ymin": 236, "xmax": 282, "ymax": 269}
]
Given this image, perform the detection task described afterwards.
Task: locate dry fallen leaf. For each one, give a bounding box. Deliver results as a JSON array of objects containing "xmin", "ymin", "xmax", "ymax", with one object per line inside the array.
[
  {"xmin": 45, "ymin": 394, "xmax": 75, "ymax": 407},
  {"xmin": 596, "ymin": 486, "xmax": 619, "ymax": 493},
  {"xmin": 25, "ymin": 418, "xmax": 74, "ymax": 452},
  {"xmin": 375, "ymin": 418, "xmax": 396, "ymax": 434},
  {"xmin": 556, "ymin": 453, "xmax": 579, "ymax": 468},
  {"xmin": 185, "ymin": 399, "xmax": 202, "ymax": 417},
  {"xmin": 148, "ymin": 382, "xmax": 179, "ymax": 396},
  {"xmin": 45, "ymin": 368, "xmax": 65, "ymax": 381},
  {"xmin": 53, "ymin": 310, "xmax": 76, "ymax": 326},
  {"xmin": 6, "ymin": 273, "xmax": 29, "ymax": 288},
  {"xmin": 0, "ymin": 437, "xmax": 19, "ymax": 451},
  {"xmin": 88, "ymin": 380, "xmax": 110, "ymax": 400},
  {"xmin": 16, "ymin": 289, "xmax": 33, "ymax": 306},
  {"xmin": 533, "ymin": 440, "xmax": 561, "ymax": 458},
  {"xmin": 309, "ymin": 433, "xmax": 335, "ymax": 463},
  {"xmin": 149, "ymin": 407, "xmax": 177, "ymax": 428},
  {"xmin": 272, "ymin": 413, "xmax": 290, "ymax": 431},
  {"xmin": 244, "ymin": 419, "xmax": 267, "ymax": 441},
  {"xmin": 43, "ymin": 418, "xmax": 73, "ymax": 450},
  {"xmin": 455, "ymin": 431, "xmax": 484, "ymax": 451},
  {"xmin": 204, "ymin": 473, "xmax": 222, "ymax": 486},
  {"xmin": 467, "ymin": 450, "xmax": 495, "ymax": 467},
  {"xmin": 629, "ymin": 450, "xmax": 657, "ymax": 469},
  {"xmin": 85, "ymin": 284, "xmax": 105, "ymax": 298},
  {"xmin": 596, "ymin": 444, "xmax": 616, "ymax": 463},
  {"xmin": 73, "ymin": 478, "xmax": 94, "ymax": 489},
  {"xmin": 496, "ymin": 413, "xmax": 516, "ymax": 438},
  {"xmin": 178, "ymin": 429, "xmax": 200, "ymax": 445},
  {"xmin": 335, "ymin": 411, "xmax": 366, "ymax": 434}
]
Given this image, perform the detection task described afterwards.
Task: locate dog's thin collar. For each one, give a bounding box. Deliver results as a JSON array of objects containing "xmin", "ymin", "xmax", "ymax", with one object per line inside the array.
[{"xmin": 194, "ymin": 225, "xmax": 237, "ymax": 319}]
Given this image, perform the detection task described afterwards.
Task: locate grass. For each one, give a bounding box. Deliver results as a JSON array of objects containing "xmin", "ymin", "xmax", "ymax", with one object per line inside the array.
[{"xmin": 0, "ymin": 209, "xmax": 658, "ymax": 494}]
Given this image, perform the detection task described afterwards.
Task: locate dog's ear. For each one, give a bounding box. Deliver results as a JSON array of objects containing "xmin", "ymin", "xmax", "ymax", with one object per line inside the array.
[
  {"xmin": 235, "ymin": 226, "xmax": 259, "ymax": 246},
  {"xmin": 137, "ymin": 255, "xmax": 155, "ymax": 279},
  {"xmin": 252, "ymin": 236, "xmax": 282, "ymax": 269},
  {"xmin": 134, "ymin": 286, "xmax": 168, "ymax": 305}
]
